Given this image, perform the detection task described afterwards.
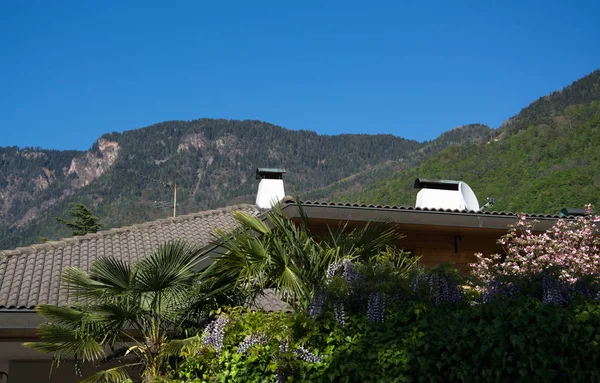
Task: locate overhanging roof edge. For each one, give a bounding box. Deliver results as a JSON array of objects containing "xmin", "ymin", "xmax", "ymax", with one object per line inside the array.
[{"xmin": 280, "ymin": 202, "xmax": 559, "ymax": 231}]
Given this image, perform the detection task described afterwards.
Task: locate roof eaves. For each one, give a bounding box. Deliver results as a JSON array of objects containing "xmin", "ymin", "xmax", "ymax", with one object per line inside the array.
[{"xmin": 279, "ymin": 200, "xmax": 562, "ymax": 231}]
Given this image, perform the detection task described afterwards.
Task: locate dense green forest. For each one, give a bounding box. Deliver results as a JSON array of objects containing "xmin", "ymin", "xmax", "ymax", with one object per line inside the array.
[
  {"xmin": 1, "ymin": 69, "xmax": 599, "ymax": 249},
  {"xmin": 304, "ymin": 123, "xmax": 494, "ymax": 201},
  {"xmin": 499, "ymin": 69, "xmax": 600, "ymax": 136},
  {"xmin": 342, "ymin": 99, "xmax": 600, "ymax": 214}
]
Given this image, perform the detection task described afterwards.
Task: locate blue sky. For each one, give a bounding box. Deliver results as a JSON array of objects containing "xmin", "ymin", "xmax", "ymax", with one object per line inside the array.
[{"xmin": 1, "ymin": 0, "xmax": 599, "ymax": 150}]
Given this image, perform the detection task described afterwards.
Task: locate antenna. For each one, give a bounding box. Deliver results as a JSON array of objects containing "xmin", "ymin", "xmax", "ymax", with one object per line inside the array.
[
  {"xmin": 173, "ymin": 183, "xmax": 177, "ymax": 217},
  {"xmin": 480, "ymin": 197, "xmax": 495, "ymax": 211}
]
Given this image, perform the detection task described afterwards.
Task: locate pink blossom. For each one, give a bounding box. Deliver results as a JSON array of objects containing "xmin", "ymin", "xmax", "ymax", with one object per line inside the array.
[{"xmin": 471, "ymin": 206, "xmax": 600, "ymax": 283}]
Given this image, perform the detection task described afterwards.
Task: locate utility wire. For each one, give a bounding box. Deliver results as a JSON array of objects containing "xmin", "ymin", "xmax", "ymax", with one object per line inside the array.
[
  {"xmin": 127, "ymin": 169, "xmax": 172, "ymax": 188},
  {"xmin": 127, "ymin": 169, "xmax": 179, "ymax": 217}
]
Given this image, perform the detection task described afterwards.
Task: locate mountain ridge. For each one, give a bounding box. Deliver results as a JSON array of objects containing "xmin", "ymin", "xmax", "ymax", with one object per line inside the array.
[
  {"xmin": 340, "ymin": 70, "xmax": 600, "ymax": 213},
  {"xmin": 0, "ymin": 120, "xmax": 427, "ymax": 249},
  {"xmin": 2, "ymin": 69, "xmax": 599, "ymax": 249}
]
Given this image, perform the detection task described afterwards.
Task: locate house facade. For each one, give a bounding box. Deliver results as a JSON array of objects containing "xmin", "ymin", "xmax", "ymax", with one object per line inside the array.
[{"xmin": 0, "ymin": 177, "xmax": 566, "ymax": 382}]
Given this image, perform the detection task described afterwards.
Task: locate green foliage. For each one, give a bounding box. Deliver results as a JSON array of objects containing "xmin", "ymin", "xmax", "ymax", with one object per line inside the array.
[
  {"xmin": 399, "ymin": 298, "xmax": 600, "ymax": 382},
  {"xmin": 174, "ymin": 308, "xmax": 297, "ymax": 382},
  {"xmin": 205, "ymin": 198, "xmax": 405, "ymax": 312},
  {"xmin": 170, "ymin": 249, "xmax": 600, "ymax": 382},
  {"xmin": 25, "ymin": 241, "xmax": 222, "ymax": 383},
  {"xmin": 345, "ymin": 100, "xmax": 600, "ymax": 214},
  {"xmin": 168, "ymin": 298, "xmax": 600, "ymax": 383},
  {"xmin": 56, "ymin": 203, "xmax": 103, "ymax": 236},
  {"xmin": 500, "ymin": 68, "xmax": 600, "ymax": 136}
]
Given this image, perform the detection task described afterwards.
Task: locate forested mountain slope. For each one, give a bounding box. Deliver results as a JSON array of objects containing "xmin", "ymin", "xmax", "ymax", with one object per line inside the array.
[
  {"xmin": 342, "ymin": 71, "xmax": 600, "ymax": 214},
  {"xmin": 500, "ymin": 69, "xmax": 600, "ymax": 136},
  {"xmin": 304, "ymin": 123, "xmax": 494, "ymax": 201},
  {"xmin": 1, "ymin": 120, "xmax": 424, "ymax": 249},
  {"xmin": 3, "ymin": 69, "xmax": 599, "ymax": 249}
]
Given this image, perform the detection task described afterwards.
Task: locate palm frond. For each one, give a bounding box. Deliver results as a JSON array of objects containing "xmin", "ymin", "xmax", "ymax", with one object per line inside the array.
[
  {"xmin": 26, "ymin": 323, "xmax": 106, "ymax": 362},
  {"xmin": 62, "ymin": 257, "xmax": 135, "ymax": 303},
  {"xmin": 275, "ymin": 265, "xmax": 306, "ymax": 306},
  {"xmin": 133, "ymin": 241, "xmax": 203, "ymax": 312},
  {"xmin": 89, "ymin": 258, "xmax": 133, "ymax": 292},
  {"xmin": 35, "ymin": 305, "xmax": 86, "ymax": 327},
  {"xmin": 24, "ymin": 341, "xmax": 68, "ymax": 354},
  {"xmin": 325, "ymin": 221, "xmax": 403, "ymax": 261},
  {"xmin": 232, "ymin": 211, "xmax": 270, "ymax": 234},
  {"xmin": 78, "ymin": 365, "xmax": 136, "ymax": 383},
  {"xmin": 161, "ymin": 335, "xmax": 200, "ymax": 356},
  {"xmin": 62, "ymin": 268, "xmax": 114, "ymax": 302},
  {"xmin": 134, "ymin": 241, "xmax": 202, "ymax": 291}
]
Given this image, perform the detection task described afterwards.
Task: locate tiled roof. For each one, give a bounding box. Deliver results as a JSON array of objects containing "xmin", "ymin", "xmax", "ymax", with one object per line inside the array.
[
  {"xmin": 0, "ymin": 198, "xmax": 570, "ymax": 312},
  {"xmin": 0, "ymin": 204, "xmax": 258, "ymax": 310},
  {"xmin": 253, "ymin": 289, "xmax": 292, "ymax": 312},
  {"xmin": 296, "ymin": 200, "xmax": 564, "ymax": 219}
]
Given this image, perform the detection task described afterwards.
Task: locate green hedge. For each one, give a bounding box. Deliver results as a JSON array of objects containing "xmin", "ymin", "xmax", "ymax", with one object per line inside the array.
[{"xmin": 169, "ymin": 298, "xmax": 600, "ymax": 382}]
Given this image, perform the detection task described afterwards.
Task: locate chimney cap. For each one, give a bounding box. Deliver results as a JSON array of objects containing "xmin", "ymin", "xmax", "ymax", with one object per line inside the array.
[
  {"xmin": 414, "ymin": 178, "xmax": 460, "ymax": 191},
  {"xmin": 256, "ymin": 168, "xmax": 286, "ymax": 180}
]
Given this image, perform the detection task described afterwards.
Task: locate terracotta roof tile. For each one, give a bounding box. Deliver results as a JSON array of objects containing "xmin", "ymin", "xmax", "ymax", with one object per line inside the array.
[{"xmin": 0, "ymin": 204, "xmax": 258, "ymax": 309}]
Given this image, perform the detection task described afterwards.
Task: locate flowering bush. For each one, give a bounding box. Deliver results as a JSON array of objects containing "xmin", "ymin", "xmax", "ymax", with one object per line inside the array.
[
  {"xmin": 173, "ymin": 308, "xmax": 326, "ymax": 382},
  {"xmin": 472, "ymin": 205, "xmax": 600, "ymax": 284},
  {"xmin": 169, "ymin": 299, "xmax": 600, "ymax": 382},
  {"xmin": 308, "ymin": 252, "xmax": 464, "ymax": 328}
]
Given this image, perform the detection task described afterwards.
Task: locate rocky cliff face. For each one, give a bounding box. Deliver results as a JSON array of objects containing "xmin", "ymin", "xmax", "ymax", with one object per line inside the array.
[
  {"xmin": 0, "ymin": 119, "xmax": 425, "ymax": 249},
  {"xmin": 67, "ymin": 139, "xmax": 120, "ymax": 188},
  {"xmin": 0, "ymin": 139, "xmax": 119, "ymax": 233},
  {"xmin": 177, "ymin": 133, "xmax": 208, "ymax": 152}
]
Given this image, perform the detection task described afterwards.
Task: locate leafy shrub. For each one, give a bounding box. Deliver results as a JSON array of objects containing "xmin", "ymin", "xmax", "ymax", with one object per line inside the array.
[
  {"xmin": 166, "ymin": 261, "xmax": 600, "ymax": 382},
  {"xmin": 171, "ymin": 308, "xmax": 327, "ymax": 383},
  {"xmin": 472, "ymin": 206, "xmax": 600, "ymax": 284},
  {"xmin": 168, "ymin": 297, "xmax": 600, "ymax": 383}
]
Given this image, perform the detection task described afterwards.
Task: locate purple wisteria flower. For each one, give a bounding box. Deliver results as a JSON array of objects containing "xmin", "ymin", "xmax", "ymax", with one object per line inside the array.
[
  {"xmin": 341, "ymin": 259, "xmax": 359, "ymax": 286},
  {"xmin": 367, "ymin": 292, "xmax": 387, "ymax": 323},
  {"xmin": 293, "ymin": 346, "xmax": 323, "ymax": 363},
  {"xmin": 334, "ymin": 302, "xmax": 346, "ymax": 327},
  {"xmin": 542, "ymin": 273, "xmax": 569, "ymax": 306},
  {"xmin": 274, "ymin": 341, "xmax": 293, "ymax": 383},
  {"xmin": 428, "ymin": 273, "xmax": 463, "ymax": 305},
  {"xmin": 201, "ymin": 314, "xmax": 229, "ymax": 356},
  {"xmin": 326, "ymin": 262, "xmax": 342, "ymax": 284},
  {"xmin": 308, "ymin": 289, "xmax": 326, "ymax": 319},
  {"xmin": 412, "ymin": 273, "xmax": 428, "ymax": 293},
  {"xmin": 482, "ymin": 279, "xmax": 520, "ymax": 303},
  {"xmin": 236, "ymin": 332, "xmax": 268, "ymax": 354}
]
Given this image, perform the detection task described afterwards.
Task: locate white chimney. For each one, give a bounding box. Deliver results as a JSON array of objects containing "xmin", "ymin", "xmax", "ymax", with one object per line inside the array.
[
  {"xmin": 255, "ymin": 168, "xmax": 286, "ymax": 209},
  {"xmin": 414, "ymin": 178, "xmax": 480, "ymax": 211}
]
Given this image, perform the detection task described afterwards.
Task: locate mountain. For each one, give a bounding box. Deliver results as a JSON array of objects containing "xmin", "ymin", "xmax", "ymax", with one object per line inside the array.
[
  {"xmin": 303, "ymin": 123, "xmax": 494, "ymax": 201},
  {"xmin": 3, "ymin": 69, "xmax": 599, "ymax": 249},
  {"xmin": 1, "ymin": 120, "xmax": 427, "ymax": 249},
  {"xmin": 341, "ymin": 69, "xmax": 600, "ymax": 214}
]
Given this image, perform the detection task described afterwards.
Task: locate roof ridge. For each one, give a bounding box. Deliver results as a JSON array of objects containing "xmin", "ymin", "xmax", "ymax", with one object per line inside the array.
[{"xmin": 0, "ymin": 203, "xmax": 256, "ymax": 257}]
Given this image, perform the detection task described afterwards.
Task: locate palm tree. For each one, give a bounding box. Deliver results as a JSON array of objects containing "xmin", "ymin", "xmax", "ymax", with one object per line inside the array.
[
  {"xmin": 205, "ymin": 199, "xmax": 406, "ymax": 312},
  {"xmin": 25, "ymin": 240, "xmax": 219, "ymax": 383}
]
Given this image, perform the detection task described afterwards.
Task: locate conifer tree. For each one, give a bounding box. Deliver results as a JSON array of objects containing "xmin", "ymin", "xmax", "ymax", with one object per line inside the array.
[{"xmin": 56, "ymin": 203, "xmax": 103, "ymax": 236}]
